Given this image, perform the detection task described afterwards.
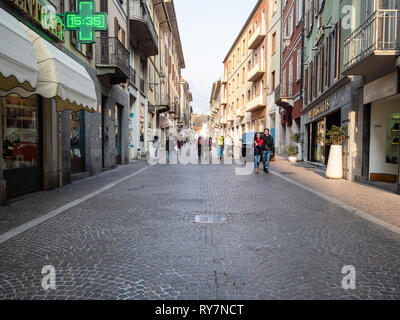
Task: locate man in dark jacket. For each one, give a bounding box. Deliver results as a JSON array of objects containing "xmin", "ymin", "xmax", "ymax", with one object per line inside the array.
[{"xmin": 261, "ymin": 128, "xmax": 274, "ymax": 173}]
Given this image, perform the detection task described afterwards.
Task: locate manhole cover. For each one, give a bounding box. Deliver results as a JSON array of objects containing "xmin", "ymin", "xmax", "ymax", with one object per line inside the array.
[{"xmin": 194, "ymin": 215, "xmax": 227, "ymax": 224}]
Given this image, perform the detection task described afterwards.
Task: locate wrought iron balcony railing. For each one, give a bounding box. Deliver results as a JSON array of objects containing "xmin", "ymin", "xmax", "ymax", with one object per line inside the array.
[
  {"xmin": 129, "ymin": 0, "xmax": 159, "ymax": 56},
  {"xmin": 96, "ymin": 37, "xmax": 130, "ymax": 80},
  {"xmin": 344, "ymin": 9, "xmax": 400, "ymax": 71}
]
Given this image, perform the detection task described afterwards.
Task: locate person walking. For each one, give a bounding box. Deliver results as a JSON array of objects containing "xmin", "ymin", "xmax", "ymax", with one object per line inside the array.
[
  {"xmin": 152, "ymin": 136, "xmax": 160, "ymax": 160},
  {"xmin": 253, "ymin": 132, "xmax": 264, "ymax": 174},
  {"xmin": 217, "ymin": 136, "xmax": 224, "ymax": 161},
  {"xmin": 261, "ymin": 128, "xmax": 274, "ymax": 173},
  {"xmin": 198, "ymin": 136, "xmax": 202, "ymax": 159},
  {"xmin": 166, "ymin": 135, "xmax": 170, "ymax": 164}
]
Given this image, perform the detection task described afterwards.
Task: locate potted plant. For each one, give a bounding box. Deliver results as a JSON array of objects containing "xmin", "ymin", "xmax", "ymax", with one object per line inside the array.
[
  {"xmin": 322, "ymin": 125, "xmax": 347, "ymax": 179},
  {"xmin": 287, "ymin": 145, "xmax": 298, "ymax": 163},
  {"xmin": 291, "ymin": 132, "xmax": 304, "ymax": 161}
]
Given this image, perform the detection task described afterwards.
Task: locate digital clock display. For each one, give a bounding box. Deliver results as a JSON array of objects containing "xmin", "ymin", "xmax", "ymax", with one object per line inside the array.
[{"xmin": 64, "ymin": 0, "xmax": 108, "ymax": 44}]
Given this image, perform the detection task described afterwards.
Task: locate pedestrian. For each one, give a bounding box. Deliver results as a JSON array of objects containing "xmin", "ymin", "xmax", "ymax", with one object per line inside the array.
[
  {"xmin": 225, "ymin": 135, "xmax": 233, "ymax": 158},
  {"xmin": 261, "ymin": 128, "xmax": 274, "ymax": 173},
  {"xmin": 254, "ymin": 132, "xmax": 264, "ymax": 174},
  {"xmin": 217, "ymin": 136, "xmax": 224, "ymax": 160},
  {"xmin": 169, "ymin": 134, "xmax": 177, "ymax": 163},
  {"xmin": 166, "ymin": 135, "xmax": 170, "ymax": 163},
  {"xmin": 152, "ymin": 136, "xmax": 160, "ymax": 160},
  {"xmin": 198, "ymin": 136, "xmax": 202, "ymax": 159}
]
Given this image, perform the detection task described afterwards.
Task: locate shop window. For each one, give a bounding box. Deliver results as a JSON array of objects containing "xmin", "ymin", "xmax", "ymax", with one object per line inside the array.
[
  {"xmin": 70, "ymin": 111, "xmax": 85, "ymax": 173},
  {"xmin": 386, "ymin": 113, "xmax": 400, "ymax": 164},
  {"xmin": 2, "ymin": 95, "xmax": 40, "ymax": 170}
]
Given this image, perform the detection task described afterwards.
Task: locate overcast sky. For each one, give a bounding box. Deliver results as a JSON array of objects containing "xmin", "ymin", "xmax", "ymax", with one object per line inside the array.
[{"xmin": 174, "ymin": 0, "xmax": 258, "ymax": 114}]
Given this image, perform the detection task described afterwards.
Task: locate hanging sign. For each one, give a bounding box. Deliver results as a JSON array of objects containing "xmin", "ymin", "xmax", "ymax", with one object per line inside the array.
[{"xmin": 63, "ymin": 0, "xmax": 107, "ymax": 44}]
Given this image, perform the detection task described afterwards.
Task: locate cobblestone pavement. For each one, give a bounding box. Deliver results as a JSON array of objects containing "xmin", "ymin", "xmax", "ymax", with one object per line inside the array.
[
  {"xmin": 271, "ymin": 155, "xmax": 400, "ymax": 230},
  {"xmin": 1, "ymin": 161, "xmax": 400, "ymax": 300}
]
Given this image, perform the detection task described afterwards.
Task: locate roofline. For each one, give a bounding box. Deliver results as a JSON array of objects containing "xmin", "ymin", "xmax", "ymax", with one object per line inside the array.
[
  {"xmin": 165, "ymin": 0, "xmax": 186, "ymax": 69},
  {"xmin": 223, "ymin": 0, "xmax": 264, "ymax": 63}
]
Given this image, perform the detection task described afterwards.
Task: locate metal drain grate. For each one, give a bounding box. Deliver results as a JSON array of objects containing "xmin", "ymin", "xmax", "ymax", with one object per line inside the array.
[
  {"xmin": 194, "ymin": 215, "xmax": 227, "ymax": 224},
  {"xmin": 280, "ymin": 172, "xmax": 296, "ymax": 175}
]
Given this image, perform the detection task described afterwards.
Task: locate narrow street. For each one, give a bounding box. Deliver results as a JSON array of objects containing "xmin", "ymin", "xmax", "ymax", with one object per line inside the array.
[{"xmin": 0, "ymin": 160, "xmax": 400, "ymax": 300}]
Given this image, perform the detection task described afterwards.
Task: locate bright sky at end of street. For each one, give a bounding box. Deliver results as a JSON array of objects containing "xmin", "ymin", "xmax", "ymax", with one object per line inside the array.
[{"xmin": 174, "ymin": 0, "xmax": 258, "ymax": 115}]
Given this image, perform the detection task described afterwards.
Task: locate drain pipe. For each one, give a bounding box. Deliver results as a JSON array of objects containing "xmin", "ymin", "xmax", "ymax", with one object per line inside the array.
[{"xmin": 57, "ymin": 111, "xmax": 63, "ymax": 188}]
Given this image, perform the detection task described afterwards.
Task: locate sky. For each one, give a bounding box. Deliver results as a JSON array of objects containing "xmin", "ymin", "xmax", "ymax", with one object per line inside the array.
[{"xmin": 174, "ymin": 0, "xmax": 258, "ymax": 114}]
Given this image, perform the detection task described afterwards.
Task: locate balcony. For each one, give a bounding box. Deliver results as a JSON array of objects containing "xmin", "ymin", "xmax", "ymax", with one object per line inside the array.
[
  {"xmin": 235, "ymin": 108, "xmax": 244, "ymax": 117},
  {"xmin": 227, "ymin": 113, "xmax": 234, "ymax": 122},
  {"xmin": 96, "ymin": 37, "xmax": 130, "ymax": 84},
  {"xmin": 343, "ymin": 9, "xmax": 400, "ymax": 81},
  {"xmin": 248, "ymin": 24, "xmax": 266, "ymax": 50},
  {"xmin": 155, "ymin": 94, "xmax": 171, "ymax": 113},
  {"xmin": 129, "ymin": 0, "xmax": 159, "ymax": 57},
  {"xmin": 245, "ymin": 95, "xmax": 266, "ymax": 113},
  {"xmin": 275, "ymin": 83, "xmax": 294, "ymax": 110},
  {"xmin": 247, "ymin": 62, "xmax": 265, "ymax": 82}
]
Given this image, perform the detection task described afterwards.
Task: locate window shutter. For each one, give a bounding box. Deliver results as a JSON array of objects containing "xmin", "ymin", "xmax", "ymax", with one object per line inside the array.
[{"xmin": 70, "ymin": 0, "xmax": 77, "ymax": 46}]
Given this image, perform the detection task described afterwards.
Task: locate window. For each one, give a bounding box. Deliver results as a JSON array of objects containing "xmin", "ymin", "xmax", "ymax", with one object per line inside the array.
[
  {"xmin": 289, "ymin": 59, "xmax": 293, "ymax": 96},
  {"xmin": 282, "ymin": 69, "xmax": 287, "ymax": 95},
  {"xmin": 271, "ymin": 71, "xmax": 276, "ymax": 91},
  {"xmin": 326, "ymin": 35, "xmax": 331, "ymax": 88},
  {"xmin": 320, "ymin": 44, "xmax": 324, "ymax": 93},
  {"xmin": 242, "ymin": 67, "xmax": 245, "ymax": 83},
  {"xmin": 272, "ymin": 32, "xmax": 276, "ymax": 54},
  {"xmin": 296, "ymin": 48, "xmax": 301, "ymax": 81},
  {"xmin": 304, "ymin": 67, "xmax": 309, "ymax": 104},
  {"xmin": 2, "ymin": 95, "xmax": 40, "ymax": 170},
  {"xmin": 296, "ymin": 0, "xmax": 303, "ymax": 25}
]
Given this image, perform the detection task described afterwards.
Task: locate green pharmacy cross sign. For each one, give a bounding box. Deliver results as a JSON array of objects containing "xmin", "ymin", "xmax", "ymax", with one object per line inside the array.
[{"xmin": 64, "ymin": 0, "xmax": 108, "ymax": 44}]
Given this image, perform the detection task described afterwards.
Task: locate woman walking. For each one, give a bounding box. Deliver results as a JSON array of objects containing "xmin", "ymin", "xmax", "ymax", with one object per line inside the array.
[{"xmin": 254, "ymin": 132, "xmax": 264, "ymax": 174}]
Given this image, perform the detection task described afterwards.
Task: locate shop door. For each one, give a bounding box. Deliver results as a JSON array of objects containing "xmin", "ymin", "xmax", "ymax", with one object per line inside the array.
[
  {"xmin": 2, "ymin": 95, "xmax": 42, "ymax": 199},
  {"xmin": 312, "ymin": 119, "xmax": 326, "ymax": 164},
  {"xmin": 115, "ymin": 105, "xmax": 122, "ymax": 165},
  {"xmin": 70, "ymin": 111, "xmax": 85, "ymax": 173}
]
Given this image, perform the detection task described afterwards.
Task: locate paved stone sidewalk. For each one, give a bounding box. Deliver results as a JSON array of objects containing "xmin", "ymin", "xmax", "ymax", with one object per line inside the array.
[
  {"xmin": 1, "ymin": 162, "xmax": 400, "ymax": 299},
  {"xmin": 0, "ymin": 161, "xmax": 148, "ymax": 234},
  {"xmin": 270, "ymin": 155, "xmax": 400, "ymax": 231}
]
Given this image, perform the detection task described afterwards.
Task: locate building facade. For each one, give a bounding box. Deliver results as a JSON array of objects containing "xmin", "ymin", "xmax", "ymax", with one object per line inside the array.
[
  {"xmin": 342, "ymin": 0, "xmax": 400, "ymax": 193},
  {"xmin": 301, "ymin": 0, "xmax": 355, "ymax": 181},
  {"xmin": 214, "ymin": 0, "xmax": 284, "ymax": 153},
  {"xmin": 0, "ymin": 0, "xmax": 188, "ymax": 203},
  {"xmin": 276, "ymin": 0, "xmax": 304, "ymax": 158}
]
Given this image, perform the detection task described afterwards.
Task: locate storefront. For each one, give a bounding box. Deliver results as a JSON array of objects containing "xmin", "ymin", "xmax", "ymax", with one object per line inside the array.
[
  {"xmin": 303, "ymin": 81, "xmax": 351, "ymax": 166},
  {"xmin": 0, "ymin": 6, "xmax": 97, "ymax": 202},
  {"xmin": 2, "ymin": 95, "xmax": 42, "ymax": 199},
  {"xmin": 362, "ymin": 71, "xmax": 400, "ymax": 191}
]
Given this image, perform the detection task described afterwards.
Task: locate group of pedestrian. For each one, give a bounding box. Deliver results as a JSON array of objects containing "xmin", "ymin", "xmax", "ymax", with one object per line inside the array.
[
  {"xmin": 253, "ymin": 128, "xmax": 274, "ymax": 174},
  {"xmin": 197, "ymin": 136, "xmax": 212, "ymax": 159}
]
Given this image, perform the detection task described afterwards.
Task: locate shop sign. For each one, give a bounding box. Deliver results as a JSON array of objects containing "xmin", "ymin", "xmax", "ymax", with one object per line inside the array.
[
  {"xmin": 308, "ymin": 99, "xmax": 330, "ymax": 121},
  {"xmin": 64, "ymin": 0, "xmax": 108, "ymax": 44},
  {"xmin": 364, "ymin": 71, "xmax": 399, "ymax": 105},
  {"xmin": 8, "ymin": 0, "xmax": 65, "ymax": 41}
]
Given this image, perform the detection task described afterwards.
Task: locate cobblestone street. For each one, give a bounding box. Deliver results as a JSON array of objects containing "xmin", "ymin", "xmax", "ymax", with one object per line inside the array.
[{"xmin": 1, "ymin": 161, "xmax": 400, "ymax": 300}]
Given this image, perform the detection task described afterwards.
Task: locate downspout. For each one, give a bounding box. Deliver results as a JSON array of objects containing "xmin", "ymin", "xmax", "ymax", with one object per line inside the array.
[{"xmin": 57, "ymin": 111, "xmax": 62, "ymax": 188}]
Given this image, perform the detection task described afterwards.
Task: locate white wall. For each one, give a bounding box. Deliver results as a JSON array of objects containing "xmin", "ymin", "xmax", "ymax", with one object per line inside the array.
[{"xmin": 369, "ymin": 94, "xmax": 400, "ymax": 176}]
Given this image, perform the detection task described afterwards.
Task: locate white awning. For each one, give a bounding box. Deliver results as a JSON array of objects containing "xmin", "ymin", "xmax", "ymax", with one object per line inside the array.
[
  {"xmin": 0, "ymin": 7, "xmax": 38, "ymax": 92},
  {"xmin": 1, "ymin": 25, "xmax": 98, "ymax": 113}
]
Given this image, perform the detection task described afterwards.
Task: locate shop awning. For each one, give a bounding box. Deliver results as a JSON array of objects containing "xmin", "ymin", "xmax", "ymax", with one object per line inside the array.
[
  {"xmin": 0, "ymin": 8, "xmax": 38, "ymax": 92},
  {"xmin": 1, "ymin": 25, "xmax": 98, "ymax": 113}
]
